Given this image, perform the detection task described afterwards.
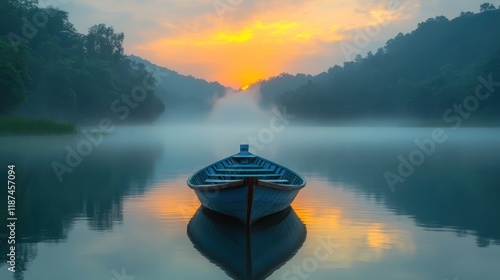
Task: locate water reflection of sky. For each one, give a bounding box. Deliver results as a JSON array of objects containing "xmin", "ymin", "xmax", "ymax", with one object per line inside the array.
[
  {"xmin": 291, "ymin": 177, "xmax": 415, "ymax": 267},
  {"xmin": 1, "ymin": 126, "xmax": 500, "ymax": 279},
  {"xmin": 9, "ymin": 179, "xmax": 496, "ymax": 280}
]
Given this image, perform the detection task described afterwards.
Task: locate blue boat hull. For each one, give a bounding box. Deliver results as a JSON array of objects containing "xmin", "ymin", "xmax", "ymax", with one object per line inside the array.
[
  {"xmin": 194, "ymin": 183, "xmax": 300, "ymax": 225},
  {"xmin": 188, "ymin": 144, "xmax": 306, "ymax": 225}
]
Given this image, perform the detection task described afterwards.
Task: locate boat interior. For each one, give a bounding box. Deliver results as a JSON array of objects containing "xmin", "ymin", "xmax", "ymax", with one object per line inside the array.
[{"xmin": 191, "ymin": 156, "xmax": 304, "ymax": 186}]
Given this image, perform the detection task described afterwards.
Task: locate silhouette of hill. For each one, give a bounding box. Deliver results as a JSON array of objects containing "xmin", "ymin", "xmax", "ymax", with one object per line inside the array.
[
  {"xmin": 128, "ymin": 55, "xmax": 227, "ymax": 121},
  {"xmin": 256, "ymin": 5, "xmax": 500, "ymax": 125}
]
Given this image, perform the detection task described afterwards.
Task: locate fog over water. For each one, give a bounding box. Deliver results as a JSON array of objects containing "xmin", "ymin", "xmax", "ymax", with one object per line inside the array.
[{"xmin": 1, "ymin": 89, "xmax": 500, "ymax": 280}]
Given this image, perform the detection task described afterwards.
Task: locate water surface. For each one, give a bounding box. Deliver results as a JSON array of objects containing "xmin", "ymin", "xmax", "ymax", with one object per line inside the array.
[{"xmin": 0, "ymin": 126, "xmax": 499, "ymax": 279}]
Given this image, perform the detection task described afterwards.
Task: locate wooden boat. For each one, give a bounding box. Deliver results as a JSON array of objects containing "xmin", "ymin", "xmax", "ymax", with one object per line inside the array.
[
  {"xmin": 187, "ymin": 206, "xmax": 306, "ymax": 280},
  {"xmin": 187, "ymin": 144, "xmax": 306, "ymax": 225}
]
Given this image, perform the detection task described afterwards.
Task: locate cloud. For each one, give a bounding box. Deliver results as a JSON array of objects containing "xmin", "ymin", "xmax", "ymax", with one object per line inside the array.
[
  {"xmin": 53, "ymin": 0, "xmax": 490, "ymax": 87},
  {"xmin": 131, "ymin": 0, "xmax": 361, "ymax": 86}
]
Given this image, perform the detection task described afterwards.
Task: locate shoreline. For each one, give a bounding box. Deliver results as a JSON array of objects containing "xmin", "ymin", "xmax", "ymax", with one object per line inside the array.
[{"xmin": 0, "ymin": 117, "xmax": 78, "ymax": 136}]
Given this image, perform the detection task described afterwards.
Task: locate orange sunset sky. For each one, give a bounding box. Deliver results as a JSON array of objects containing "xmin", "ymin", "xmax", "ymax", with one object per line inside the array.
[{"xmin": 51, "ymin": 0, "xmax": 488, "ymax": 88}]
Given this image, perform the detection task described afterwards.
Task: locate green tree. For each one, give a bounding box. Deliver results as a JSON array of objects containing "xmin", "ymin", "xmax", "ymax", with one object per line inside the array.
[
  {"xmin": 85, "ymin": 24, "xmax": 124, "ymax": 64},
  {"xmin": 0, "ymin": 0, "xmax": 37, "ymax": 31},
  {"xmin": 480, "ymin": 3, "xmax": 496, "ymax": 12},
  {"xmin": 0, "ymin": 38, "xmax": 30, "ymax": 114}
]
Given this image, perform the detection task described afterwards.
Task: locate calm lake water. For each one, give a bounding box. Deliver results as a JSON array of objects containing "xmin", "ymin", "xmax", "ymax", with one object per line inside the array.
[{"xmin": 1, "ymin": 125, "xmax": 500, "ymax": 280}]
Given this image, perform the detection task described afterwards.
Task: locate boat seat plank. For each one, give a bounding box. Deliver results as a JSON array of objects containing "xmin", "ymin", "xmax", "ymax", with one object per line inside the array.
[
  {"xmin": 227, "ymin": 164, "xmax": 262, "ymax": 168},
  {"xmin": 204, "ymin": 179, "xmax": 289, "ymax": 184},
  {"xmin": 260, "ymin": 179, "xmax": 288, "ymax": 183},
  {"xmin": 232, "ymin": 155, "xmax": 257, "ymax": 158},
  {"xmin": 207, "ymin": 174, "xmax": 281, "ymax": 178},
  {"xmin": 204, "ymin": 179, "xmax": 240, "ymax": 183},
  {"xmin": 213, "ymin": 168, "xmax": 275, "ymax": 173}
]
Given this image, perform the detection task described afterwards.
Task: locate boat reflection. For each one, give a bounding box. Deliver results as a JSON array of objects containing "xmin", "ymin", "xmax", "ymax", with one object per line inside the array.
[{"xmin": 187, "ymin": 206, "xmax": 307, "ymax": 280}]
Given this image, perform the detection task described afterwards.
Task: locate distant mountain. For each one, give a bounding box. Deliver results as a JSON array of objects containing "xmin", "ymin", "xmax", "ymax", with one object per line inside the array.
[
  {"xmin": 249, "ymin": 73, "xmax": 314, "ymax": 109},
  {"xmin": 255, "ymin": 5, "xmax": 500, "ymax": 125},
  {"xmin": 128, "ymin": 55, "xmax": 227, "ymax": 121}
]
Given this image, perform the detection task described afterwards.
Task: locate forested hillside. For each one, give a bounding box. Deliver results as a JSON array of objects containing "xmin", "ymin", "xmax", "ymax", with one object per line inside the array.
[
  {"xmin": 3, "ymin": 1, "xmax": 500, "ymax": 125},
  {"xmin": 0, "ymin": 0, "xmax": 226, "ymax": 124},
  {"xmin": 0, "ymin": 0, "xmax": 167, "ymax": 123},
  {"xmin": 257, "ymin": 4, "xmax": 500, "ymax": 124},
  {"xmin": 128, "ymin": 55, "xmax": 227, "ymax": 121}
]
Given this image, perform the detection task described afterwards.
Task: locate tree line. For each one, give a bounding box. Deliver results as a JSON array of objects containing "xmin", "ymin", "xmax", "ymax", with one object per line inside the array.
[
  {"xmin": 257, "ymin": 3, "xmax": 500, "ymax": 125},
  {"xmin": 0, "ymin": 0, "xmax": 166, "ymax": 123}
]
